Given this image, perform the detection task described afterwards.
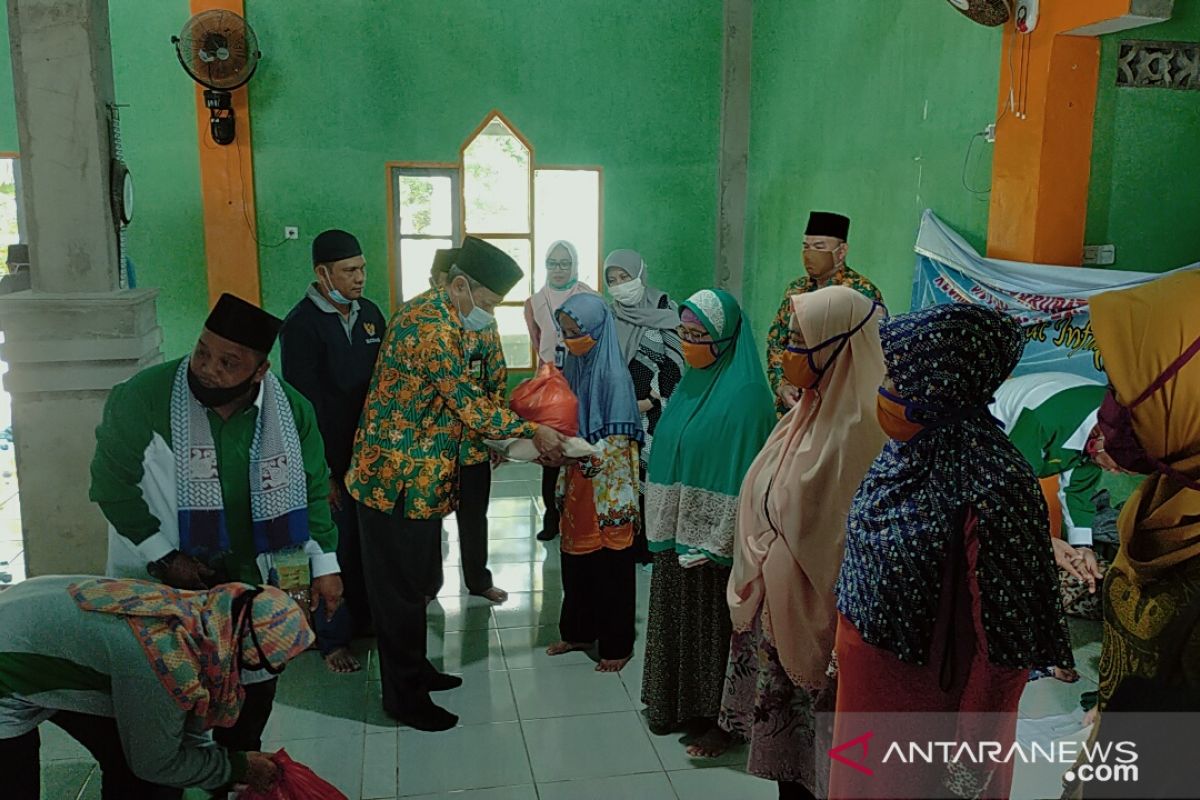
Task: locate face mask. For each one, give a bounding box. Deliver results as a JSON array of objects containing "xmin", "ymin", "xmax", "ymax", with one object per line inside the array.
[
  {"xmin": 564, "ymin": 335, "xmax": 597, "ymax": 357},
  {"xmin": 682, "ymin": 339, "xmax": 726, "ymax": 370},
  {"xmin": 783, "ymin": 302, "xmax": 881, "ymax": 390},
  {"xmin": 318, "ymin": 267, "xmax": 352, "ymax": 306},
  {"xmin": 783, "ymin": 348, "xmax": 821, "ymax": 390},
  {"xmin": 803, "ymin": 249, "xmax": 838, "ymax": 279},
  {"xmin": 609, "ymin": 278, "xmax": 646, "ymax": 307},
  {"xmin": 456, "ymin": 280, "xmax": 494, "ymax": 331},
  {"xmin": 876, "ymin": 388, "xmax": 925, "ymax": 442},
  {"xmin": 188, "ymin": 365, "xmax": 261, "ymax": 408},
  {"xmin": 1096, "ymin": 335, "xmax": 1200, "ymax": 488}
]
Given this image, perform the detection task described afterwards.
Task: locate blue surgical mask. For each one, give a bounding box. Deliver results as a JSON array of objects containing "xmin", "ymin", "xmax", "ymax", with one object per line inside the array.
[
  {"xmin": 460, "ymin": 282, "xmax": 494, "ymax": 331},
  {"xmin": 319, "ymin": 268, "xmax": 352, "ymax": 306}
]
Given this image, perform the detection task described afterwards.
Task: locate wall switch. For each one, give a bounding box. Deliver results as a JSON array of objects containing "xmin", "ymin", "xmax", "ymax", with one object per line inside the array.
[
  {"xmin": 1082, "ymin": 244, "xmax": 1116, "ymax": 266},
  {"xmin": 983, "ymin": 123, "xmax": 997, "ymax": 143},
  {"xmin": 284, "ymin": 226, "xmax": 299, "ymax": 240}
]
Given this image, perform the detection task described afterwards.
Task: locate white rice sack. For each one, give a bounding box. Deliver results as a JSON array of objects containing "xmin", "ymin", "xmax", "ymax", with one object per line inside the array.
[{"xmin": 485, "ymin": 437, "xmax": 601, "ymax": 463}]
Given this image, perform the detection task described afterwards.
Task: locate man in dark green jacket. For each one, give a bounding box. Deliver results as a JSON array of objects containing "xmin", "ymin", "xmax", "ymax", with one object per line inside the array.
[{"xmin": 90, "ymin": 293, "xmax": 342, "ymax": 754}]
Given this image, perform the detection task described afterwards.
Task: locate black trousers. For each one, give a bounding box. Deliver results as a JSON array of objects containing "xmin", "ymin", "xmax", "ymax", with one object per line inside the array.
[
  {"xmin": 541, "ymin": 465, "xmax": 561, "ymax": 535},
  {"xmin": 559, "ymin": 546, "xmax": 636, "ymax": 660},
  {"xmin": 213, "ymin": 677, "xmax": 277, "ymax": 752},
  {"xmin": 358, "ymin": 501, "xmax": 443, "ymax": 711},
  {"xmin": 332, "ymin": 479, "xmax": 372, "ymax": 633},
  {"xmin": 3, "ymin": 712, "xmax": 183, "ymax": 800},
  {"xmin": 778, "ymin": 780, "xmax": 818, "ymax": 800},
  {"xmin": 457, "ymin": 462, "xmax": 495, "ymax": 594}
]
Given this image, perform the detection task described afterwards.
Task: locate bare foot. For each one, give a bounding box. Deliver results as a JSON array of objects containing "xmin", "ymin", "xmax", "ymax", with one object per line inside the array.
[
  {"xmin": 546, "ymin": 640, "xmax": 591, "ymax": 656},
  {"xmin": 596, "ymin": 654, "xmax": 632, "ymax": 673},
  {"xmin": 475, "ymin": 587, "xmax": 509, "ymax": 604},
  {"xmin": 1052, "ymin": 667, "xmax": 1080, "ymax": 684},
  {"xmin": 323, "ymin": 647, "xmax": 362, "ymax": 674},
  {"xmin": 685, "ymin": 725, "xmax": 733, "ymax": 759}
]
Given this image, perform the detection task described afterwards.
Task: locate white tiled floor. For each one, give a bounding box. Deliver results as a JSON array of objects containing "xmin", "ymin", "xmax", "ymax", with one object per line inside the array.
[{"xmin": 37, "ymin": 461, "xmax": 1102, "ymax": 799}]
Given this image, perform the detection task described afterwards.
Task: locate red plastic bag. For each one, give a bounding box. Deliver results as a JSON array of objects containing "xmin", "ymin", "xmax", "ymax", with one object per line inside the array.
[
  {"xmin": 237, "ymin": 749, "xmax": 348, "ymax": 800},
  {"xmin": 509, "ymin": 364, "xmax": 579, "ymax": 436}
]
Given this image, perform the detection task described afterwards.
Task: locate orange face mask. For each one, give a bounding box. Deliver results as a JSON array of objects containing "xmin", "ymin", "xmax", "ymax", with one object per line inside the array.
[
  {"xmin": 876, "ymin": 388, "xmax": 924, "ymax": 442},
  {"xmin": 564, "ymin": 335, "xmax": 597, "ymax": 357},
  {"xmin": 783, "ymin": 349, "xmax": 821, "ymax": 390},
  {"xmin": 682, "ymin": 340, "xmax": 719, "ymax": 370}
]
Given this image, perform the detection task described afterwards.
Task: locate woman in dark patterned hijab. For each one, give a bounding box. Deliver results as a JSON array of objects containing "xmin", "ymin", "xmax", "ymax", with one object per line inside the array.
[{"xmin": 830, "ymin": 304, "xmax": 1073, "ymax": 800}]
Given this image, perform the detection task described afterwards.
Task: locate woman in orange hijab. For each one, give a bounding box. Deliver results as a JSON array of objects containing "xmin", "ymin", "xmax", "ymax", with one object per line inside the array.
[
  {"xmin": 1090, "ymin": 269, "xmax": 1200, "ymax": 705},
  {"xmin": 1060, "ymin": 270, "xmax": 1200, "ymax": 799}
]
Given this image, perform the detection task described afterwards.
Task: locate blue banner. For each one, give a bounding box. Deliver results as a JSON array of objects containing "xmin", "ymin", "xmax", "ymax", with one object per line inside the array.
[{"xmin": 910, "ymin": 211, "xmax": 1200, "ymax": 382}]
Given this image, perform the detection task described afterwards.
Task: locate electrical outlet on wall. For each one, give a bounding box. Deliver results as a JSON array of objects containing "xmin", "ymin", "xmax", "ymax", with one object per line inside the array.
[
  {"xmin": 1082, "ymin": 244, "xmax": 1116, "ymax": 266},
  {"xmin": 984, "ymin": 123, "xmax": 997, "ymax": 143},
  {"xmin": 284, "ymin": 226, "xmax": 299, "ymax": 240}
]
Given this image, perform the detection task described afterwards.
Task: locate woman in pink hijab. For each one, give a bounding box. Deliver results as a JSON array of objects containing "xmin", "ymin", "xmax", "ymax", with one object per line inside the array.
[
  {"xmin": 524, "ymin": 240, "xmax": 597, "ymax": 541},
  {"xmin": 719, "ymin": 287, "xmax": 887, "ymax": 800}
]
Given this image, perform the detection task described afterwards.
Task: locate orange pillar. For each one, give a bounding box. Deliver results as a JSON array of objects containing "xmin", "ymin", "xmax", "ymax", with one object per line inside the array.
[
  {"xmin": 191, "ymin": 0, "xmax": 262, "ymax": 306},
  {"xmin": 986, "ymin": 0, "xmax": 1172, "ymax": 265}
]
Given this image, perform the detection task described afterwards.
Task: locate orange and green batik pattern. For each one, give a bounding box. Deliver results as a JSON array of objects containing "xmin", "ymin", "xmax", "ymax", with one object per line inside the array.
[{"xmin": 346, "ymin": 290, "xmax": 536, "ymax": 519}]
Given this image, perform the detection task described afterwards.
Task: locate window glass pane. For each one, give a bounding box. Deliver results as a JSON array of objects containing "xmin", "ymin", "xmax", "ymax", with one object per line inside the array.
[
  {"xmin": 534, "ymin": 169, "xmax": 601, "ymax": 293},
  {"xmin": 397, "ymin": 173, "xmax": 454, "ymax": 236},
  {"xmin": 399, "ymin": 238, "xmax": 453, "ymax": 302},
  {"xmin": 0, "ymin": 159, "xmax": 19, "ymax": 249},
  {"xmin": 481, "ymin": 238, "xmax": 533, "ymax": 303},
  {"xmin": 463, "ymin": 117, "xmax": 530, "ymax": 234},
  {"xmin": 494, "ymin": 305, "xmax": 533, "ymax": 370}
]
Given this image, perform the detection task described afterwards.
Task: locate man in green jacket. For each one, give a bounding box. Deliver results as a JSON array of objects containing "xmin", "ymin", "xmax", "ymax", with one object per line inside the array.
[{"xmin": 90, "ymin": 293, "xmax": 342, "ymax": 754}]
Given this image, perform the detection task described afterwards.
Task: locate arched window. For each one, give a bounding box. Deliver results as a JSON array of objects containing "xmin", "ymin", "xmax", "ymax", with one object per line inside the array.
[{"xmin": 391, "ymin": 111, "xmax": 601, "ymax": 371}]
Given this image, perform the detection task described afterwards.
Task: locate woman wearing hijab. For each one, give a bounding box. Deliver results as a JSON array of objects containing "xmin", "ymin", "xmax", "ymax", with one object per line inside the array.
[
  {"xmin": 830, "ymin": 304, "xmax": 1073, "ymax": 800},
  {"xmin": 642, "ymin": 288, "xmax": 776, "ymax": 757},
  {"xmin": 1058, "ymin": 271, "xmax": 1200, "ymax": 798},
  {"xmin": 525, "ymin": 240, "xmax": 598, "ymax": 543},
  {"xmin": 721, "ymin": 287, "xmax": 887, "ymax": 800},
  {"xmin": 605, "ymin": 250, "xmax": 685, "ymax": 560},
  {"xmin": 544, "ymin": 293, "xmax": 644, "ymax": 672},
  {"xmin": 0, "ymin": 575, "xmax": 312, "ymax": 799}
]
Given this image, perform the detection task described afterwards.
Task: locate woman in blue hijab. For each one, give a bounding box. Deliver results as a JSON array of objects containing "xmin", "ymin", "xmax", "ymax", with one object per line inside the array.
[{"xmin": 544, "ymin": 294, "xmax": 644, "ymax": 672}]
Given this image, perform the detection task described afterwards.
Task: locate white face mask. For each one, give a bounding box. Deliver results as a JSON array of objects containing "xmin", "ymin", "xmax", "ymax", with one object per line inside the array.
[
  {"xmin": 456, "ymin": 280, "xmax": 494, "ymax": 331},
  {"xmin": 608, "ymin": 278, "xmax": 646, "ymax": 307}
]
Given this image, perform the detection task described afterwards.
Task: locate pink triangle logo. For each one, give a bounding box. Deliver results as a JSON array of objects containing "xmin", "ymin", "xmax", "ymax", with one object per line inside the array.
[{"xmin": 829, "ymin": 731, "xmax": 875, "ymax": 776}]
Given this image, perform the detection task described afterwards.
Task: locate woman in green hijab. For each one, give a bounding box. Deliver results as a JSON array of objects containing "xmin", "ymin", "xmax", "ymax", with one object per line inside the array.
[{"xmin": 642, "ymin": 288, "xmax": 777, "ymax": 756}]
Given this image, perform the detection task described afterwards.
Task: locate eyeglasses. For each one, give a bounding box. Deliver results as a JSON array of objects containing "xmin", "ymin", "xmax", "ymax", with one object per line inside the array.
[
  {"xmin": 547, "ymin": 260, "xmax": 574, "ymax": 270},
  {"xmin": 676, "ymin": 326, "xmax": 712, "ymax": 344}
]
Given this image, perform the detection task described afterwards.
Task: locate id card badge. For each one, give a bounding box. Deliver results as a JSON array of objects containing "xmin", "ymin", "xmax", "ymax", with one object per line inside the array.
[
  {"xmin": 554, "ymin": 345, "xmax": 566, "ymax": 370},
  {"xmin": 469, "ymin": 355, "xmax": 484, "ymax": 381}
]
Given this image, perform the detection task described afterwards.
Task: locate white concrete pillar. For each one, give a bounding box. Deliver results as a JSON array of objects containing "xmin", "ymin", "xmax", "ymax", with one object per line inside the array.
[{"xmin": 3, "ymin": 0, "xmax": 162, "ymax": 574}]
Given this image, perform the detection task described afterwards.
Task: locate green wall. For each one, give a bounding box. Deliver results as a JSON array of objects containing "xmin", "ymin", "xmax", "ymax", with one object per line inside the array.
[
  {"xmin": 3, "ymin": 0, "xmax": 721, "ymax": 359},
  {"xmin": 1086, "ymin": 3, "xmax": 1200, "ymax": 273},
  {"xmin": 742, "ymin": 0, "xmax": 1001, "ymax": 336},
  {"xmin": 246, "ymin": 0, "xmax": 722, "ymax": 328},
  {"xmin": 110, "ymin": 0, "xmax": 210, "ymax": 358},
  {"xmin": 5, "ymin": 0, "xmax": 1199, "ymax": 359}
]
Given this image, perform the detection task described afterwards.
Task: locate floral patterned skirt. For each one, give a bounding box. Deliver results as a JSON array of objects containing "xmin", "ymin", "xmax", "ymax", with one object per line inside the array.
[
  {"xmin": 641, "ymin": 552, "xmax": 733, "ymax": 731},
  {"xmin": 719, "ymin": 607, "xmax": 835, "ymax": 791}
]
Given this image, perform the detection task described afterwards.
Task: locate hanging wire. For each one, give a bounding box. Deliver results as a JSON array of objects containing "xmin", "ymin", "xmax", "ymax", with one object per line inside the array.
[
  {"xmin": 232, "ymin": 130, "xmax": 287, "ymax": 249},
  {"xmin": 108, "ymin": 103, "xmax": 129, "ymax": 289}
]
